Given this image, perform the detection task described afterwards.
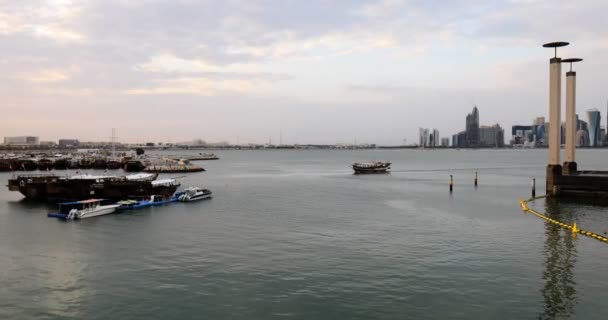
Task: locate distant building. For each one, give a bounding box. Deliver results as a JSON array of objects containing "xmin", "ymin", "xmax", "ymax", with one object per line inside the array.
[
  {"xmin": 419, "ymin": 128, "xmax": 429, "ymax": 147},
  {"xmin": 576, "ymin": 130, "xmax": 589, "ymax": 147},
  {"xmin": 511, "ymin": 125, "xmax": 534, "ymax": 145},
  {"xmin": 533, "ymin": 117, "xmax": 546, "ymax": 143},
  {"xmin": 465, "ymin": 106, "xmax": 480, "ymax": 147},
  {"xmin": 452, "ymin": 131, "xmax": 467, "ymax": 148},
  {"xmin": 432, "ymin": 129, "xmax": 440, "ymax": 147},
  {"xmin": 4, "ymin": 136, "xmax": 39, "ymax": 145},
  {"xmin": 441, "ymin": 137, "xmax": 450, "ymax": 147},
  {"xmin": 480, "ymin": 124, "xmax": 505, "ymax": 147},
  {"xmin": 58, "ymin": 139, "xmax": 80, "ymax": 148},
  {"xmin": 587, "ymin": 109, "xmax": 601, "ymax": 147}
]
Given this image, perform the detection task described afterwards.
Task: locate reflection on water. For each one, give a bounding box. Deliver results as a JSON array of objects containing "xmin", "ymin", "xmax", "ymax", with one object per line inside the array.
[{"xmin": 538, "ymin": 198, "xmax": 577, "ymax": 320}]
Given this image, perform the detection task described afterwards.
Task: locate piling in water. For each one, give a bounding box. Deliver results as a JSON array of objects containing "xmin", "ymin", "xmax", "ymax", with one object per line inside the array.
[
  {"xmin": 449, "ymin": 174, "xmax": 453, "ymax": 193},
  {"xmin": 474, "ymin": 171, "xmax": 478, "ymax": 187}
]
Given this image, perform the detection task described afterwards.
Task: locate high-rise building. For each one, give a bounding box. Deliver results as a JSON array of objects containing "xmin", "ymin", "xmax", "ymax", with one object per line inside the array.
[
  {"xmin": 441, "ymin": 137, "xmax": 450, "ymax": 147},
  {"xmin": 533, "ymin": 117, "xmax": 546, "ymax": 143},
  {"xmin": 419, "ymin": 128, "xmax": 429, "ymax": 147},
  {"xmin": 452, "ymin": 131, "xmax": 467, "ymax": 148},
  {"xmin": 576, "ymin": 130, "xmax": 589, "ymax": 147},
  {"xmin": 480, "ymin": 124, "xmax": 505, "ymax": 147},
  {"xmin": 465, "ymin": 106, "xmax": 480, "ymax": 147},
  {"xmin": 3, "ymin": 136, "xmax": 39, "ymax": 145},
  {"xmin": 58, "ymin": 139, "xmax": 80, "ymax": 148},
  {"xmin": 432, "ymin": 129, "xmax": 440, "ymax": 147},
  {"xmin": 587, "ymin": 109, "xmax": 601, "ymax": 147}
]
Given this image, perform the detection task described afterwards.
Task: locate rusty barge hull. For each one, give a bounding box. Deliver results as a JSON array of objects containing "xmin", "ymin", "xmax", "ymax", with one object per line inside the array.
[{"xmin": 7, "ymin": 175, "xmax": 179, "ymax": 201}]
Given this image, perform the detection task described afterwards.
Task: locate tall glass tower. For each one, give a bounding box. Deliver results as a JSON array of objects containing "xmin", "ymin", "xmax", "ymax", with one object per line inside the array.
[{"xmin": 587, "ymin": 109, "xmax": 601, "ymax": 147}]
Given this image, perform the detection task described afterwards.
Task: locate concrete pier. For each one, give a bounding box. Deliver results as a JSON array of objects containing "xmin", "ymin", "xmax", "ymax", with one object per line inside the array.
[
  {"xmin": 541, "ymin": 42, "xmax": 608, "ymax": 196},
  {"xmin": 562, "ymin": 58, "xmax": 583, "ymax": 176},
  {"xmin": 564, "ymin": 71, "xmax": 576, "ymax": 165}
]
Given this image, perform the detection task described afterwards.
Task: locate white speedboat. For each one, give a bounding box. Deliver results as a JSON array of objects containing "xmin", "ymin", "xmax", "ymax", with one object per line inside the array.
[
  {"xmin": 178, "ymin": 187, "xmax": 212, "ymax": 202},
  {"xmin": 48, "ymin": 199, "xmax": 120, "ymax": 220}
]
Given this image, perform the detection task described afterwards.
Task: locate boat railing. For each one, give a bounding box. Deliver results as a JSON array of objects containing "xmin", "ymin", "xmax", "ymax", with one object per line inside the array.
[{"xmin": 14, "ymin": 173, "xmax": 59, "ymax": 178}]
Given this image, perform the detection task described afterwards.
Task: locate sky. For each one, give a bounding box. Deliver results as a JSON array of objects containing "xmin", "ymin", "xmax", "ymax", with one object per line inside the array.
[{"xmin": 1, "ymin": 0, "xmax": 608, "ymax": 145}]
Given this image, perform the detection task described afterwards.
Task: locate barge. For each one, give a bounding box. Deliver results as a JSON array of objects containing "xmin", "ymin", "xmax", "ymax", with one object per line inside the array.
[{"xmin": 7, "ymin": 173, "xmax": 180, "ymax": 201}]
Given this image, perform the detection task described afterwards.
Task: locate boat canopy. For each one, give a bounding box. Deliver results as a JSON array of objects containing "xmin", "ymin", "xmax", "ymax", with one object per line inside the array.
[
  {"xmin": 60, "ymin": 199, "xmax": 106, "ymax": 205},
  {"xmin": 125, "ymin": 173, "xmax": 155, "ymax": 180},
  {"xmin": 151, "ymin": 179, "xmax": 178, "ymax": 186}
]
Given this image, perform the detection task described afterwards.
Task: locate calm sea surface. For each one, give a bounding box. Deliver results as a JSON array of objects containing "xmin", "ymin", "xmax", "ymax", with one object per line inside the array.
[{"xmin": 1, "ymin": 149, "xmax": 607, "ymax": 319}]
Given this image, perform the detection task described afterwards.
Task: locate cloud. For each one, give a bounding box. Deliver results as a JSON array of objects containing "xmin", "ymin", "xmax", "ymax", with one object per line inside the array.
[
  {"xmin": 2, "ymin": 0, "xmax": 608, "ymax": 143},
  {"xmin": 0, "ymin": 0, "xmax": 85, "ymax": 42},
  {"xmin": 15, "ymin": 69, "xmax": 70, "ymax": 83}
]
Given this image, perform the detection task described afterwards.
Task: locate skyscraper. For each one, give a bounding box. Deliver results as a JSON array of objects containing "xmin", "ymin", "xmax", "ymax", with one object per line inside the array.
[
  {"xmin": 587, "ymin": 109, "xmax": 601, "ymax": 147},
  {"xmin": 465, "ymin": 106, "xmax": 480, "ymax": 147},
  {"xmin": 480, "ymin": 124, "xmax": 505, "ymax": 147},
  {"xmin": 432, "ymin": 129, "xmax": 440, "ymax": 147}
]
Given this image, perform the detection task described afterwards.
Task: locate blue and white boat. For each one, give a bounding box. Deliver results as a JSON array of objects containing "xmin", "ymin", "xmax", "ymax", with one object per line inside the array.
[
  {"xmin": 178, "ymin": 187, "xmax": 212, "ymax": 202},
  {"xmin": 48, "ymin": 199, "xmax": 120, "ymax": 220},
  {"xmin": 117, "ymin": 193, "xmax": 183, "ymax": 210}
]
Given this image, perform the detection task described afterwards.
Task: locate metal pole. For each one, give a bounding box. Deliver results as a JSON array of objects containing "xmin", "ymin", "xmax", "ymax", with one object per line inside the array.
[
  {"xmin": 474, "ymin": 171, "xmax": 478, "ymax": 187},
  {"xmin": 532, "ymin": 178, "xmax": 536, "ymax": 198}
]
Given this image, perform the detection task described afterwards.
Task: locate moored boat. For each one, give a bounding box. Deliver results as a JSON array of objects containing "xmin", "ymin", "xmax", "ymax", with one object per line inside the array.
[
  {"xmin": 106, "ymin": 157, "xmax": 122, "ymax": 169},
  {"xmin": 178, "ymin": 187, "xmax": 212, "ymax": 202},
  {"xmin": 48, "ymin": 199, "xmax": 120, "ymax": 220},
  {"xmin": 352, "ymin": 161, "xmax": 391, "ymax": 174},
  {"xmin": 78, "ymin": 157, "xmax": 94, "ymax": 169},
  {"xmin": 117, "ymin": 194, "xmax": 181, "ymax": 210},
  {"xmin": 7, "ymin": 173, "xmax": 179, "ymax": 201},
  {"xmin": 53, "ymin": 158, "xmax": 69, "ymax": 170},
  {"xmin": 124, "ymin": 159, "xmax": 147, "ymax": 172},
  {"xmin": 93, "ymin": 158, "xmax": 107, "ymax": 169},
  {"xmin": 17, "ymin": 158, "xmax": 39, "ymax": 171},
  {"xmin": 38, "ymin": 158, "xmax": 54, "ymax": 171}
]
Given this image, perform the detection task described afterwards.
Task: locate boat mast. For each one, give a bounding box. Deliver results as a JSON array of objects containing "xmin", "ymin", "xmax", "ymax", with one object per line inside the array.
[{"xmin": 112, "ymin": 128, "xmax": 116, "ymax": 157}]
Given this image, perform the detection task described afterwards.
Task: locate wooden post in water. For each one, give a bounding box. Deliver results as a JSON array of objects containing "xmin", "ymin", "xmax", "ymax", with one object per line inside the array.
[
  {"xmin": 474, "ymin": 171, "xmax": 478, "ymax": 187},
  {"xmin": 449, "ymin": 175, "xmax": 453, "ymax": 193},
  {"xmin": 531, "ymin": 178, "xmax": 536, "ymax": 198}
]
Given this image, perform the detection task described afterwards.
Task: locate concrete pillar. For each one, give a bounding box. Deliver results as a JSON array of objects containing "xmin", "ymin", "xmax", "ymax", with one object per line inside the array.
[
  {"xmin": 565, "ymin": 71, "xmax": 576, "ymax": 163},
  {"xmin": 548, "ymin": 58, "xmax": 562, "ymax": 165}
]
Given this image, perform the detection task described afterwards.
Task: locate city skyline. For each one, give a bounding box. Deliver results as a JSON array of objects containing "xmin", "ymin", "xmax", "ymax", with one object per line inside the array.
[{"xmin": 2, "ymin": 1, "xmax": 608, "ymax": 144}]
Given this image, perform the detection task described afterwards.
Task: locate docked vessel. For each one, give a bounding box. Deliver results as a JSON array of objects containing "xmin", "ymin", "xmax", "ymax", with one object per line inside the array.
[
  {"xmin": 178, "ymin": 187, "xmax": 212, "ymax": 202},
  {"xmin": 38, "ymin": 158, "xmax": 54, "ymax": 171},
  {"xmin": 93, "ymin": 158, "xmax": 107, "ymax": 169},
  {"xmin": 352, "ymin": 161, "xmax": 391, "ymax": 174},
  {"xmin": 48, "ymin": 199, "xmax": 121, "ymax": 220},
  {"xmin": 52, "ymin": 158, "xmax": 69, "ymax": 170},
  {"xmin": 117, "ymin": 193, "xmax": 181, "ymax": 210},
  {"xmin": 106, "ymin": 157, "xmax": 122, "ymax": 169},
  {"xmin": 17, "ymin": 158, "xmax": 38, "ymax": 171},
  {"xmin": 181, "ymin": 153, "xmax": 219, "ymax": 161},
  {"xmin": 124, "ymin": 158, "xmax": 148, "ymax": 172},
  {"xmin": 7, "ymin": 173, "xmax": 180, "ymax": 201}
]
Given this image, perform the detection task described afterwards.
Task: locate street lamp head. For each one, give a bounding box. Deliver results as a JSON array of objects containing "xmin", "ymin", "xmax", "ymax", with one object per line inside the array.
[
  {"xmin": 562, "ymin": 58, "xmax": 583, "ymax": 63},
  {"xmin": 543, "ymin": 41, "xmax": 570, "ymax": 58},
  {"xmin": 562, "ymin": 58, "xmax": 583, "ymax": 72},
  {"xmin": 542, "ymin": 42, "xmax": 570, "ymax": 48}
]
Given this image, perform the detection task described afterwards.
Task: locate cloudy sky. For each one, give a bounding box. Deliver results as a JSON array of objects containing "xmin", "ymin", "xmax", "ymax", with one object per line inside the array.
[{"xmin": 1, "ymin": 0, "xmax": 608, "ymax": 144}]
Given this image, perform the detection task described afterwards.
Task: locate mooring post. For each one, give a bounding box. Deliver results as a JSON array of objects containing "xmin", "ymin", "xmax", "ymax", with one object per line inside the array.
[
  {"xmin": 474, "ymin": 171, "xmax": 478, "ymax": 187},
  {"xmin": 532, "ymin": 178, "xmax": 536, "ymax": 198},
  {"xmin": 449, "ymin": 174, "xmax": 453, "ymax": 193}
]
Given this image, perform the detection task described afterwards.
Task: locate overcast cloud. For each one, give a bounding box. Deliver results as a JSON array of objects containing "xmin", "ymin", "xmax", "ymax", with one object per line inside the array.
[{"xmin": 1, "ymin": 0, "xmax": 608, "ymax": 144}]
